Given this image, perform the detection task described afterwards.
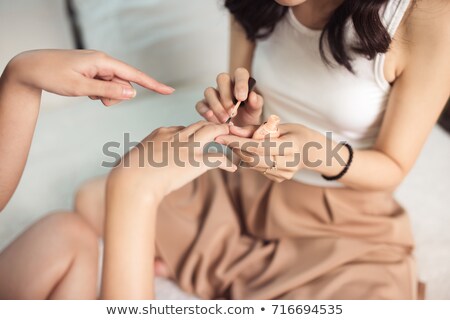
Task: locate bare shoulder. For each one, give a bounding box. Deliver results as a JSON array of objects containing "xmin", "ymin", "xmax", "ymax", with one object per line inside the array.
[{"xmin": 405, "ymin": 0, "xmax": 450, "ymax": 48}]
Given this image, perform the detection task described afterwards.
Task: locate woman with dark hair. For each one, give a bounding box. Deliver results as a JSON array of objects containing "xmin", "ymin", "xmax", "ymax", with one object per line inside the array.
[{"xmin": 77, "ymin": 0, "xmax": 449, "ymax": 299}]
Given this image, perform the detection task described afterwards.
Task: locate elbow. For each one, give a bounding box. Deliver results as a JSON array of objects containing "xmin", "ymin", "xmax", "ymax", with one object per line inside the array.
[
  {"xmin": 386, "ymin": 159, "xmax": 411, "ymax": 191},
  {"xmin": 377, "ymin": 164, "xmax": 410, "ymax": 192},
  {"xmin": 350, "ymin": 166, "xmax": 408, "ymax": 193}
]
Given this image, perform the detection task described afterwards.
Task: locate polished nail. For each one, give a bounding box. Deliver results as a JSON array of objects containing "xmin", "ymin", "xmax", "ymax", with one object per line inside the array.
[{"xmin": 123, "ymin": 87, "xmax": 137, "ymax": 98}]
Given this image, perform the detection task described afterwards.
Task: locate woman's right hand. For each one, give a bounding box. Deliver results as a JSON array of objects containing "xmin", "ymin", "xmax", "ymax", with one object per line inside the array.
[
  {"xmin": 196, "ymin": 68, "xmax": 264, "ymax": 126},
  {"xmin": 109, "ymin": 121, "xmax": 236, "ymax": 203}
]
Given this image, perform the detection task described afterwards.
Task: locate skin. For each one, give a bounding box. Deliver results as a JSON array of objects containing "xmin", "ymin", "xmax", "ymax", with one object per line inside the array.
[
  {"xmin": 200, "ymin": 0, "xmax": 450, "ymax": 190},
  {"xmin": 76, "ymin": 0, "xmax": 450, "ymax": 298},
  {"xmin": 101, "ymin": 123, "xmax": 236, "ymax": 299},
  {"xmin": 0, "ymin": 49, "xmax": 173, "ymax": 299},
  {"xmin": 0, "ymin": 213, "xmax": 98, "ymax": 299},
  {"xmin": 0, "ymin": 49, "xmax": 174, "ymax": 212}
]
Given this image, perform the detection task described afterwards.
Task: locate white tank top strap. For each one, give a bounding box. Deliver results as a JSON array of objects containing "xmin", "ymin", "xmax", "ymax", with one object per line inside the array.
[
  {"xmin": 252, "ymin": 0, "xmax": 414, "ymax": 187},
  {"xmin": 375, "ymin": 0, "xmax": 412, "ymax": 90},
  {"xmin": 382, "ymin": 0, "xmax": 412, "ymax": 37}
]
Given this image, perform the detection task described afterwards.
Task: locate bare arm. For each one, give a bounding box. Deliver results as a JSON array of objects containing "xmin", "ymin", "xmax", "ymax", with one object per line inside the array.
[
  {"xmin": 0, "ymin": 50, "xmax": 173, "ymax": 212},
  {"xmin": 101, "ymin": 173, "xmax": 159, "ymax": 299},
  {"xmin": 229, "ymin": 16, "xmax": 256, "ymax": 73},
  {"xmin": 0, "ymin": 67, "xmax": 40, "ymax": 211},
  {"xmin": 101, "ymin": 123, "xmax": 235, "ymax": 299},
  {"xmin": 217, "ymin": 2, "xmax": 450, "ymax": 191},
  {"xmin": 312, "ymin": 2, "xmax": 450, "ymax": 190}
]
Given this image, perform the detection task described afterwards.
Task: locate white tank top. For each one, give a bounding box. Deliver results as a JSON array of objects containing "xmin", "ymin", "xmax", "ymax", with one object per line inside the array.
[{"xmin": 253, "ymin": 0, "xmax": 411, "ymax": 187}]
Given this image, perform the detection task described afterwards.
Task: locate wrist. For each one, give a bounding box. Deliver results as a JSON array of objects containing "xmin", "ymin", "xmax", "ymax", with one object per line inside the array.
[
  {"xmin": 2, "ymin": 57, "xmax": 41, "ymax": 98},
  {"xmin": 3, "ymin": 53, "xmax": 42, "ymax": 94},
  {"xmin": 306, "ymin": 130, "xmax": 350, "ymax": 177}
]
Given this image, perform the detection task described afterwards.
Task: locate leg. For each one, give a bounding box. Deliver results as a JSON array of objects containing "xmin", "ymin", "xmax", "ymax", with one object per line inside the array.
[
  {"xmin": 75, "ymin": 176, "xmax": 169, "ymax": 277},
  {"xmin": 0, "ymin": 212, "xmax": 98, "ymax": 299}
]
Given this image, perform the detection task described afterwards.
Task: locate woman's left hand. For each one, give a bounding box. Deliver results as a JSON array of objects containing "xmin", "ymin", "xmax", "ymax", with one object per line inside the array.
[{"xmin": 216, "ymin": 123, "xmax": 314, "ymax": 183}]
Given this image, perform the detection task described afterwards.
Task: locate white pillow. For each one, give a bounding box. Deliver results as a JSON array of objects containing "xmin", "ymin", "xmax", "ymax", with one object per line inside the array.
[
  {"xmin": 0, "ymin": 0, "xmax": 76, "ymax": 111},
  {"xmin": 73, "ymin": 0, "xmax": 230, "ymax": 88}
]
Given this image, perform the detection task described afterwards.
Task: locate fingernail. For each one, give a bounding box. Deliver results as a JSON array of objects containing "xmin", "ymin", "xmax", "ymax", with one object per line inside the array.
[
  {"xmin": 238, "ymin": 90, "xmax": 247, "ymax": 101},
  {"xmin": 163, "ymin": 86, "xmax": 175, "ymax": 94},
  {"xmin": 123, "ymin": 87, "xmax": 137, "ymax": 99}
]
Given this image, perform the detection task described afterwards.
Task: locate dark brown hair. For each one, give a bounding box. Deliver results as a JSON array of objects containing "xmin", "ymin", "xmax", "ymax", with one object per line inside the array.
[{"xmin": 224, "ymin": 0, "xmax": 393, "ymax": 72}]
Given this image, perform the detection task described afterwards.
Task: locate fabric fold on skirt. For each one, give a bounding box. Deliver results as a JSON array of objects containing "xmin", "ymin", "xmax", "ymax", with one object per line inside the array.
[{"xmin": 155, "ymin": 169, "xmax": 417, "ymax": 300}]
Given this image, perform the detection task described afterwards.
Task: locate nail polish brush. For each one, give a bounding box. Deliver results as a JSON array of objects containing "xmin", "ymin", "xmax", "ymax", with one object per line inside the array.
[{"xmin": 226, "ymin": 77, "xmax": 257, "ymax": 124}]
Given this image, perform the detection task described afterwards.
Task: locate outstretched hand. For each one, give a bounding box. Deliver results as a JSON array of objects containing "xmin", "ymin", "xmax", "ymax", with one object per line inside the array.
[{"xmin": 5, "ymin": 49, "xmax": 174, "ymax": 106}]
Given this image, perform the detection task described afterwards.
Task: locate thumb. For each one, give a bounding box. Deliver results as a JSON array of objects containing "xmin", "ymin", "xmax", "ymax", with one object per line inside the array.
[{"xmin": 85, "ymin": 78, "xmax": 137, "ymax": 100}]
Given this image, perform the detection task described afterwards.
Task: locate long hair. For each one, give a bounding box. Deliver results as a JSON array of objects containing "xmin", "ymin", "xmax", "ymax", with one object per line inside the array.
[{"xmin": 224, "ymin": 0, "xmax": 394, "ymax": 72}]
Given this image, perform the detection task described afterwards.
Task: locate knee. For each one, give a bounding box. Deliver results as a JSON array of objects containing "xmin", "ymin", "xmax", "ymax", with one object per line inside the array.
[
  {"xmin": 1, "ymin": 213, "xmax": 99, "ymax": 300},
  {"xmin": 74, "ymin": 180, "xmax": 96, "ymax": 218},
  {"xmin": 41, "ymin": 212, "xmax": 99, "ymax": 258}
]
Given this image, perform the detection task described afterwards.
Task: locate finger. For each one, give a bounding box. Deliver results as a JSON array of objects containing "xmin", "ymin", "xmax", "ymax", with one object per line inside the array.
[
  {"xmin": 255, "ymin": 166, "xmax": 285, "ymax": 182},
  {"xmin": 215, "ymin": 135, "xmax": 267, "ymax": 156},
  {"xmin": 233, "ymin": 149, "xmax": 258, "ymax": 165},
  {"xmin": 235, "ymin": 152, "xmax": 270, "ymax": 171},
  {"xmin": 233, "ymin": 68, "xmax": 250, "ymax": 101},
  {"xmin": 216, "ymin": 73, "xmax": 235, "ymax": 112},
  {"xmin": 82, "ymin": 77, "xmax": 136, "ymax": 101},
  {"xmin": 179, "ymin": 121, "xmax": 210, "ymax": 138},
  {"xmin": 102, "ymin": 77, "xmax": 133, "ymax": 105},
  {"xmin": 215, "ymin": 135, "xmax": 255, "ymax": 150},
  {"xmin": 203, "ymin": 110, "xmax": 221, "ymax": 124},
  {"xmin": 101, "ymin": 98, "xmax": 119, "ymax": 107},
  {"xmin": 165, "ymin": 125, "xmax": 186, "ymax": 134},
  {"xmin": 216, "ymin": 135, "xmax": 293, "ymax": 156},
  {"xmin": 241, "ymin": 154, "xmax": 276, "ymax": 170},
  {"xmin": 229, "ymin": 125, "xmax": 259, "ymax": 138},
  {"xmin": 204, "ymin": 87, "xmax": 229, "ymax": 123},
  {"xmin": 100, "ymin": 56, "xmax": 175, "ymax": 95},
  {"xmin": 89, "ymin": 96, "xmax": 100, "ymax": 100},
  {"xmin": 196, "ymin": 123, "xmax": 231, "ymax": 146},
  {"xmin": 196, "ymin": 101, "xmax": 220, "ymax": 123},
  {"xmin": 100, "ymin": 77, "xmax": 135, "ymax": 106},
  {"xmin": 246, "ymin": 91, "xmax": 264, "ymax": 111}
]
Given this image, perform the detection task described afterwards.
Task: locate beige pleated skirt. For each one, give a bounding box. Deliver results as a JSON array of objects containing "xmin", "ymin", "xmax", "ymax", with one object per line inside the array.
[{"xmin": 155, "ymin": 169, "xmax": 419, "ymax": 300}]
